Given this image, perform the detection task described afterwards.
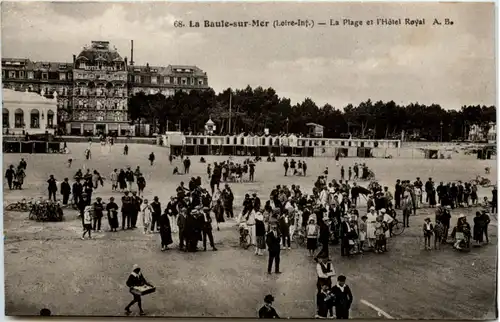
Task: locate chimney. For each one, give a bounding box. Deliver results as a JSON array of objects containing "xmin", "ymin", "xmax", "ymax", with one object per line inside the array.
[
  {"xmin": 73, "ymin": 55, "xmax": 76, "ymax": 63},
  {"xmin": 130, "ymin": 40, "xmax": 134, "ymax": 66},
  {"xmin": 124, "ymin": 57, "xmax": 128, "ymax": 66}
]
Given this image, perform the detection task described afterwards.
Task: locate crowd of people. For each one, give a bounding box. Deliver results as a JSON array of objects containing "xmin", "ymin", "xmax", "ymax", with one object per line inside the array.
[{"xmin": 4, "ymin": 146, "xmax": 497, "ymax": 318}]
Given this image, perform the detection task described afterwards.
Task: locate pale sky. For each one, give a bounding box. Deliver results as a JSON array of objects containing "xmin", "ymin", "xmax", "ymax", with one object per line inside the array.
[{"xmin": 1, "ymin": 1, "xmax": 496, "ymax": 110}]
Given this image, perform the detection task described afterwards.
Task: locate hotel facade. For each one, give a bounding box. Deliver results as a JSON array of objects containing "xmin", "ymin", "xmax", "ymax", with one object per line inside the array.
[{"xmin": 2, "ymin": 40, "xmax": 209, "ymax": 136}]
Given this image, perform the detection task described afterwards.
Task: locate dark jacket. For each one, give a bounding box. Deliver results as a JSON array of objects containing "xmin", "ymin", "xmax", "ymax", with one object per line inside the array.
[
  {"xmin": 266, "ymin": 230, "xmax": 281, "ymax": 253},
  {"xmin": 151, "ymin": 201, "xmax": 162, "ymax": 216},
  {"xmin": 126, "ymin": 272, "xmax": 147, "ymax": 288},
  {"xmin": 61, "ymin": 181, "xmax": 71, "ymax": 195},
  {"xmin": 258, "ymin": 305, "xmax": 280, "ymax": 319},
  {"xmin": 317, "ymin": 291, "xmax": 333, "ymax": 317},
  {"xmin": 330, "ymin": 284, "xmax": 353, "ymax": 309},
  {"xmin": 47, "ymin": 178, "xmax": 57, "ymax": 192}
]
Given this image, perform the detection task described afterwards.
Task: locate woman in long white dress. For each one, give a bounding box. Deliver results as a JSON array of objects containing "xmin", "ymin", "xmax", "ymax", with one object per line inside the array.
[{"xmin": 366, "ymin": 206, "xmax": 378, "ymax": 248}]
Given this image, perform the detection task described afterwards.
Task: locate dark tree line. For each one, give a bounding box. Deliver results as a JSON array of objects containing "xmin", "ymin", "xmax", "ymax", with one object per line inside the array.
[{"xmin": 128, "ymin": 86, "xmax": 496, "ymax": 141}]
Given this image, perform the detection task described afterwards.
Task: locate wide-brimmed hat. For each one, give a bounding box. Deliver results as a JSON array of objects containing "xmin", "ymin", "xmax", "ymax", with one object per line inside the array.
[{"xmin": 459, "ymin": 214, "xmax": 466, "ymax": 219}]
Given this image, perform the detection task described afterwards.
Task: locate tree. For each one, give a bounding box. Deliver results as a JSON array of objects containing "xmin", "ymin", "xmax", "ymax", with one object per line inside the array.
[{"xmin": 127, "ymin": 86, "xmax": 496, "ymax": 141}]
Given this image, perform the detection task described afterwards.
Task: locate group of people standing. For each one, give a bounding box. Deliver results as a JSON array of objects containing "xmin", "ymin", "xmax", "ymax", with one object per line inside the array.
[{"xmin": 5, "ymin": 158, "xmax": 27, "ymax": 190}]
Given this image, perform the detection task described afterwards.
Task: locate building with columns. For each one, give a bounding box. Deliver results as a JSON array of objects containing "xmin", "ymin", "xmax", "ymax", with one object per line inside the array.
[
  {"xmin": 2, "ymin": 88, "xmax": 58, "ymax": 135},
  {"xmin": 2, "ymin": 40, "xmax": 209, "ymax": 136}
]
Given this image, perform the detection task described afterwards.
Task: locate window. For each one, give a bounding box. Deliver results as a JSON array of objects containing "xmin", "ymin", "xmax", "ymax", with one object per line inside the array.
[
  {"xmin": 181, "ymin": 78, "xmax": 187, "ymax": 85},
  {"xmin": 3, "ymin": 109, "xmax": 9, "ymax": 128},
  {"xmin": 173, "ymin": 77, "xmax": 178, "ymax": 85},
  {"xmin": 19, "ymin": 71, "xmax": 25, "ymax": 78},
  {"xmin": 14, "ymin": 109, "xmax": 24, "ymax": 128},
  {"xmin": 96, "ymin": 116, "xmax": 104, "ymax": 121},
  {"xmin": 28, "ymin": 71, "xmax": 34, "ymax": 79},
  {"xmin": 30, "ymin": 109, "xmax": 40, "ymax": 129},
  {"xmin": 190, "ymin": 77, "xmax": 195, "ymax": 85},
  {"xmin": 341, "ymin": 141, "xmax": 345, "ymax": 146},
  {"xmin": 198, "ymin": 78, "xmax": 204, "ymax": 85},
  {"xmin": 42, "ymin": 73, "xmax": 48, "ymax": 80},
  {"xmin": 135, "ymin": 75, "xmax": 141, "ymax": 83},
  {"xmin": 151, "ymin": 76, "xmax": 157, "ymax": 84},
  {"xmin": 8, "ymin": 71, "xmax": 15, "ymax": 78},
  {"xmin": 47, "ymin": 110, "xmax": 54, "ymax": 127},
  {"xmin": 2, "ymin": 70, "xmax": 5, "ymax": 78},
  {"xmin": 164, "ymin": 77, "xmax": 170, "ymax": 84},
  {"xmin": 59, "ymin": 73, "xmax": 66, "ymax": 80}
]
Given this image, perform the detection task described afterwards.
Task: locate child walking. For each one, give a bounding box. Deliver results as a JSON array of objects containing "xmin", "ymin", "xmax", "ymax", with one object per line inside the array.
[
  {"xmin": 433, "ymin": 220, "xmax": 444, "ymax": 249},
  {"xmin": 82, "ymin": 205, "xmax": 93, "ymax": 240},
  {"xmin": 306, "ymin": 218, "xmax": 319, "ymax": 257},
  {"xmin": 374, "ymin": 216, "xmax": 385, "ymax": 254},
  {"xmin": 423, "ymin": 218, "xmax": 434, "ymax": 250}
]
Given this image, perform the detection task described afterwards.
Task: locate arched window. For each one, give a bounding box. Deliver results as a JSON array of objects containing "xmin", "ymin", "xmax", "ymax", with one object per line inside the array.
[
  {"xmin": 3, "ymin": 108, "xmax": 9, "ymax": 128},
  {"xmin": 30, "ymin": 109, "xmax": 40, "ymax": 129},
  {"xmin": 47, "ymin": 110, "xmax": 55, "ymax": 127},
  {"xmin": 14, "ymin": 108, "xmax": 24, "ymax": 128}
]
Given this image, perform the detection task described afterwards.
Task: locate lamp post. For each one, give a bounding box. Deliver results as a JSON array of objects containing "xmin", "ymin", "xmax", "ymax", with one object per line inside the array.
[{"xmin": 440, "ymin": 121, "xmax": 443, "ymax": 142}]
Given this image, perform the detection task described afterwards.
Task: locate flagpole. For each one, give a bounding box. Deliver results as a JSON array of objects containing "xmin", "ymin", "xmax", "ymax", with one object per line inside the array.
[{"xmin": 228, "ymin": 89, "xmax": 232, "ymax": 135}]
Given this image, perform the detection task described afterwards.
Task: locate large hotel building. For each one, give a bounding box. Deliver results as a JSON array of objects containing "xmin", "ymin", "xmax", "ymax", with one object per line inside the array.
[{"xmin": 2, "ymin": 40, "xmax": 209, "ymax": 136}]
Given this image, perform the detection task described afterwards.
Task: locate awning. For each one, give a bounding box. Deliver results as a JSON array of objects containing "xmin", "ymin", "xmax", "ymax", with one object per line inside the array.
[
  {"xmin": 108, "ymin": 124, "xmax": 118, "ymax": 130},
  {"xmin": 71, "ymin": 123, "xmax": 81, "ymax": 129},
  {"xmin": 83, "ymin": 124, "xmax": 93, "ymax": 130}
]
